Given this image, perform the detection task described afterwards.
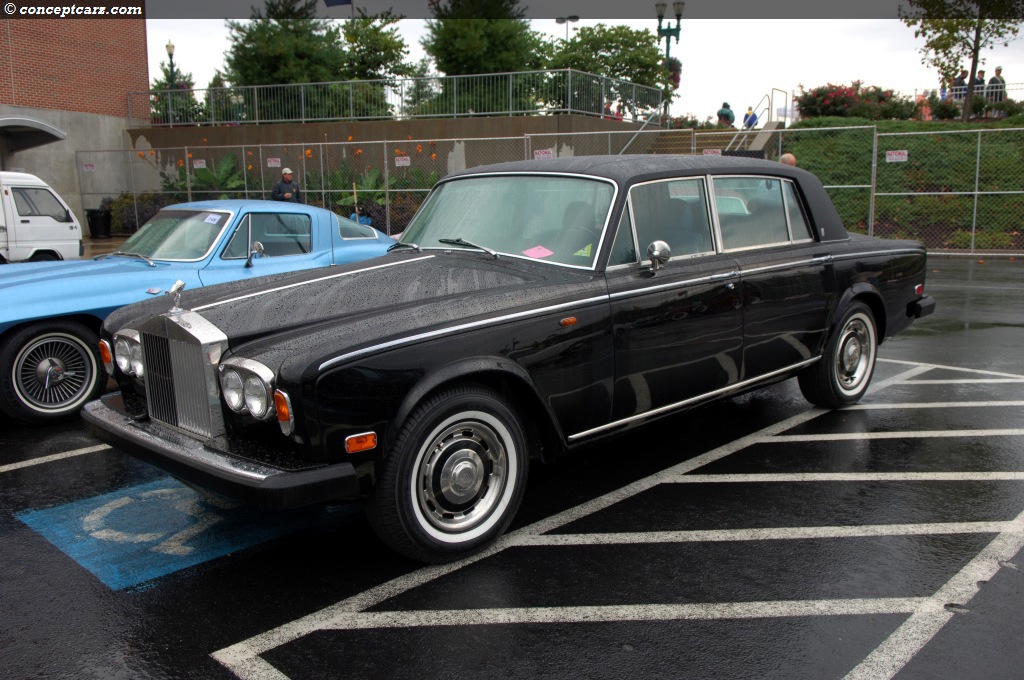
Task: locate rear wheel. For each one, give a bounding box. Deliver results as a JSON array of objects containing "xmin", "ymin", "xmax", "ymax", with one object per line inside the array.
[
  {"xmin": 28, "ymin": 252, "xmax": 59, "ymax": 262},
  {"xmin": 368, "ymin": 385, "xmax": 528, "ymax": 563},
  {"xmin": 799, "ymin": 302, "xmax": 877, "ymax": 409},
  {"xmin": 0, "ymin": 321, "xmax": 103, "ymax": 423}
]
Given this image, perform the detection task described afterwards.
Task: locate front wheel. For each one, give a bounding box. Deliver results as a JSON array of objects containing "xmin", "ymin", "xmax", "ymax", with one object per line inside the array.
[
  {"xmin": 367, "ymin": 385, "xmax": 529, "ymax": 563},
  {"xmin": 799, "ymin": 302, "xmax": 877, "ymax": 409},
  {"xmin": 0, "ymin": 321, "xmax": 103, "ymax": 423}
]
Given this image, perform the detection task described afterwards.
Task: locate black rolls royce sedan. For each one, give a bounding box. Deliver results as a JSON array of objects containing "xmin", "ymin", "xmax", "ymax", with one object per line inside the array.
[{"xmin": 84, "ymin": 155, "xmax": 935, "ymax": 563}]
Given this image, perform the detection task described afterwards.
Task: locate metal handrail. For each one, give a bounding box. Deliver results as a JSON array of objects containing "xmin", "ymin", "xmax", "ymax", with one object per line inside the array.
[
  {"xmin": 726, "ymin": 93, "xmax": 771, "ymax": 152},
  {"xmin": 130, "ymin": 69, "xmax": 665, "ymax": 127},
  {"xmin": 618, "ymin": 104, "xmax": 667, "ymax": 154}
]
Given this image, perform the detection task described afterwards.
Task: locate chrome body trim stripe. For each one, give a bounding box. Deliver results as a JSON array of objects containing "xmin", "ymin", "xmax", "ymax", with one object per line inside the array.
[
  {"xmin": 318, "ymin": 294, "xmax": 610, "ymax": 372},
  {"xmin": 608, "ymin": 271, "xmax": 738, "ymax": 300},
  {"xmin": 193, "ymin": 255, "xmax": 435, "ymax": 311},
  {"xmin": 567, "ymin": 356, "xmax": 821, "ymax": 442},
  {"xmin": 739, "ymin": 256, "xmax": 832, "ymax": 277},
  {"xmin": 831, "ymin": 249, "xmax": 924, "ymax": 261}
]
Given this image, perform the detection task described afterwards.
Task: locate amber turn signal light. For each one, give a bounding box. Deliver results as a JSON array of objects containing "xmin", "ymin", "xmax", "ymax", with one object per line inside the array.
[
  {"xmin": 345, "ymin": 432, "xmax": 378, "ymax": 454},
  {"xmin": 273, "ymin": 389, "xmax": 294, "ymax": 436},
  {"xmin": 98, "ymin": 339, "xmax": 112, "ymax": 365}
]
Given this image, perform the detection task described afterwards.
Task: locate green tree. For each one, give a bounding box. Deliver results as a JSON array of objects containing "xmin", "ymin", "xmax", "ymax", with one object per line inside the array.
[
  {"xmin": 901, "ymin": 0, "xmax": 1024, "ymax": 121},
  {"xmin": 339, "ymin": 9, "xmax": 415, "ymax": 118},
  {"xmin": 422, "ymin": 0, "xmax": 538, "ymax": 75},
  {"xmin": 223, "ymin": 0, "xmax": 346, "ymax": 121},
  {"xmin": 150, "ymin": 61, "xmax": 203, "ymax": 125},
  {"xmin": 546, "ymin": 24, "xmax": 671, "ymax": 117}
]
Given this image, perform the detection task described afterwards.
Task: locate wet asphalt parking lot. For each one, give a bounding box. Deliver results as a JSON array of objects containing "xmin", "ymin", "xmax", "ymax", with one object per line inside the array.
[{"xmin": 2, "ymin": 256, "xmax": 1023, "ymax": 679}]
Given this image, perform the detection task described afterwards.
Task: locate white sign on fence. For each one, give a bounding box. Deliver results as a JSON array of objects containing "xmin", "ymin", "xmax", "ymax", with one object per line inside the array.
[
  {"xmin": 886, "ymin": 150, "xmax": 909, "ymax": 163},
  {"xmin": 192, "ymin": 159, "xmax": 207, "ymax": 169},
  {"xmin": 533, "ymin": 149, "xmax": 554, "ymax": 160},
  {"xmin": 394, "ymin": 156, "xmax": 411, "ymax": 167},
  {"xmin": 267, "ymin": 157, "xmax": 281, "ymax": 168},
  {"xmin": 82, "ymin": 162, "xmax": 96, "ymax": 172},
  {"xmin": 703, "ymin": 149, "xmax": 722, "ymax": 156}
]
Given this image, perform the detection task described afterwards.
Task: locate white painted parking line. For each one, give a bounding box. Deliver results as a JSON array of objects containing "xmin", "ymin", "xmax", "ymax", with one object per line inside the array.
[
  {"xmin": 851, "ymin": 401, "xmax": 1024, "ymax": 409},
  {"xmin": 527, "ymin": 522, "xmax": 1018, "ymax": 546},
  {"xmin": 213, "ymin": 358, "xmax": 1024, "ymax": 680},
  {"xmin": 904, "ymin": 379, "xmax": 1024, "ymax": 384},
  {"xmin": 671, "ymin": 472, "xmax": 1024, "ymax": 483},
  {"xmin": 845, "ymin": 509, "xmax": 1024, "ymax": 680},
  {"xmin": 878, "ymin": 358, "xmax": 1024, "ymax": 381},
  {"xmin": 771, "ymin": 430, "xmax": 1024, "ymax": 442},
  {"xmin": 0, "ymin": 444, "xmax": 111, "ymax": 475}
]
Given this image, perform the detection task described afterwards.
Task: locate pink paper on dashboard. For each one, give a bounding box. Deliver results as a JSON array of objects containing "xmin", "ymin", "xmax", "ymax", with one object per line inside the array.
[{"xmin": 522, "ymin": 245, "xmax": 554, "ymax": 258}]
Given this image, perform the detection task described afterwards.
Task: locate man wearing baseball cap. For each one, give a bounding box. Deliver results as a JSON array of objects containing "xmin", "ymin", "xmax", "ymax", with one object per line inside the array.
[{"xmin": 271, "ymin": 167, "xmax": 303, "ymax": 203}]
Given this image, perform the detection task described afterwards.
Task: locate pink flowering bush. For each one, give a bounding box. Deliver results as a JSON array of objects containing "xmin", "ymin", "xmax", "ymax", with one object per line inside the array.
[{"xmin": 796, "ymin": 81, "xmax": 917, "ymax": 120}]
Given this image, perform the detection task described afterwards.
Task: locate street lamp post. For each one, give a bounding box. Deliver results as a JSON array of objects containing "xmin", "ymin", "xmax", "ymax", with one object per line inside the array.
[
  {"xmin": 555, "ymin": 15, "xmax": 579, "ymax": 41},
  {"xmin": 655, "ymin": 2, "xmax": 684, "ymax": 117},
  {"xmin": 165, "ymin": 40, "xmax": 176, "ymax": 126}
]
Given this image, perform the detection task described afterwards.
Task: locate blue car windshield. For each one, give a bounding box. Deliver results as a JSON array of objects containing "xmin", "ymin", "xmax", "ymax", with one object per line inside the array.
[
  {"xmin": 401, "ymin": 175, "xmax": 615, "ymax": 269},
  {"xmin": 118, "ymin": 210, "xmax": 230, "ymax": 261}
]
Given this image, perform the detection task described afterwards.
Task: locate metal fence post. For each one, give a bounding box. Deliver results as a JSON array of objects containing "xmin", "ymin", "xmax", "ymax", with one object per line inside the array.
[
  {"xmin": 868, "ymin": 128, "xmax": 878, "ymax": 237},
  {"xmin": 971, "ymin": 130, "xmax": 982, "ymax": 253}
]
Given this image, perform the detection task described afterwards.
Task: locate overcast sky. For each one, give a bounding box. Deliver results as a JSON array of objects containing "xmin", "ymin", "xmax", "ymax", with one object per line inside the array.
[{"xmin": 145, "ymin": 18, "xmax": 1024, "ymax": 123}]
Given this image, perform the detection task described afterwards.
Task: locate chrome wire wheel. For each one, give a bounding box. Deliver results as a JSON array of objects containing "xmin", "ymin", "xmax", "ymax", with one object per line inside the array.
[
  {"xmin": 411, "ymin": 411, "xmax": 513, "ymax": 541},
  {"xmin": 833, "ymin": 312, "xmax": 876, "ymax": 397},
  {"xmin": 13, "ymin": 332, "xmax": 95, "ymax": 413}
]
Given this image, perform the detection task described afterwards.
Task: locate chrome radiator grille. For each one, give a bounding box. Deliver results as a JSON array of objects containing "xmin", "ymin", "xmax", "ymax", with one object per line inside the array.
[{"xmin": 139, "ymin": 311, "xmax": 228, "ymax": 441}]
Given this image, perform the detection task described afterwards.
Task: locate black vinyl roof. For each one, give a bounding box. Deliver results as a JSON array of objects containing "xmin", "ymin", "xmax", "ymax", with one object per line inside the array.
[{"xmin": 449, "ymin": 154, "xmax": 808, "ymax": 185}]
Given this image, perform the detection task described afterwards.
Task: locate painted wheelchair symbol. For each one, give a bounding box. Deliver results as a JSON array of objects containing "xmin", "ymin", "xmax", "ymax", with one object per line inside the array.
[{"xmin": 82, "ymin": 486, "xmax": 239, "ymax": 556}]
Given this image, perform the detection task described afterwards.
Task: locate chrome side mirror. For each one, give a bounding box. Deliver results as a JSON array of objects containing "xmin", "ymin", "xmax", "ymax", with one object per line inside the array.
[
  {"xmin": 244, "ymin": 241, "xmax": 265, "ymax": 268},
  {"xmin": 647, "ymin": 240, "xmax": 671, "ymax": 272}
]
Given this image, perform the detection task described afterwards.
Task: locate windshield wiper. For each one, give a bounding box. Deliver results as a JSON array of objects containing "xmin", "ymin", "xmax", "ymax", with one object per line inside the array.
[
  {"xmin": 438, "ymin": 238, "xmax": 499, "ymax": 259},
  {"xmin": 387, "ymin": 241, "xmax": 421, "ymax": 253},
  {"xmin": 107, "ymin": 251, "xmax": 156, "ymax": 267}
]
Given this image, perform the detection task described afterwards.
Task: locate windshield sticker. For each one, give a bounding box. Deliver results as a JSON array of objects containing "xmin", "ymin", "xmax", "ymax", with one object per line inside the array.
[
  {"xmin": 573, "ymin": 244, "xmax": 593, "ymax": 257},
  {"xmin": 203, "ymin": 214, "xmax": 222, "ymax": 225},
  {"xmin": 522, "ymin": 245, "xmax": 554, "ymax": 259},
  {"xmin": 146, "ymin": 287, "xmax": 162, "ymax": 295}
]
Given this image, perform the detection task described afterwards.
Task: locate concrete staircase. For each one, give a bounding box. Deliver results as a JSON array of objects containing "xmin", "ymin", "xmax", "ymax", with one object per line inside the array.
[{"xmin": 646, "ymin": 121, "xmax": 783, "ymax": 156}]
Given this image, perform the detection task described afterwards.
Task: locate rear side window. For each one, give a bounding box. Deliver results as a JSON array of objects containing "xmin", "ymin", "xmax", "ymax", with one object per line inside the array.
[
  {"xmin": 338, "ymin": 215, "xmax": 376, "ymax": 239},
  {"xmin": 11, "ymin": 187, "xmax": 70, "ymax": 222},
  {"xmin": 628, "ymin": 178, "xmax": 714, "ymax": 258},
  {"xmin": 714, "ymin": 177, "xmax": 793, "ymax": 250}
]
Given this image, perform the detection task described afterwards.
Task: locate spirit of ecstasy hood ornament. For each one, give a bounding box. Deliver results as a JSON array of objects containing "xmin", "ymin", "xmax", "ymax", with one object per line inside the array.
[{"xmin": 166, "ymin": 280, "xmax": 186, "ymax": 313}]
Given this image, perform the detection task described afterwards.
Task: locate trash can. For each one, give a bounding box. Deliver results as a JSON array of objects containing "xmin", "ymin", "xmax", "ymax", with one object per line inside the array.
[{"xmin": 85, "ymin": 208, "xmax": 112, "ymax": 239}]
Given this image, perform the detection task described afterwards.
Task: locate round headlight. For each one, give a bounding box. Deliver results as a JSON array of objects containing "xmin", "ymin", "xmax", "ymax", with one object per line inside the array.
[
  {"xmin": 129, "ymin": 343, "xmax": 145, "ymax": 379},
  {"xmin": 221, "ymin": 369, "xmax": 244, "ymax": 412},
  {"xmin": 243, "ymin": 375, "xmax": 270, "ymax": 419},
  {"xmin": 114, "ymin": 338, "xmax": 131, "ymax": 373}
]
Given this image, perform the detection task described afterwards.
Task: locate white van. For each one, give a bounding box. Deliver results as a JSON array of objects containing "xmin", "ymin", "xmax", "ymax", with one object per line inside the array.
[{"xmin": 0, "ymin": 171, "xmax": 82, "ymax": 263}]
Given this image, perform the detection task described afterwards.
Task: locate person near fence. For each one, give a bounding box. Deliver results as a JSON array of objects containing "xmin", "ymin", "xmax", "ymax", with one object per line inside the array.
[
  {"xmin": 271, "ymin": 168, "xmax": 303, "ymax": 203},
  {"xmin": 952, "ymin": 69, "xmax": 968, "ymax": 101},
  {"xmin": 779, "ymin": 153, "xmax": 797, "ymax": 167},
  {"xmin": 974, "ymin": 70, "xmax": 987, "ymax": 99},
  {"xmin": 743, "ymin": 106, "xmax": 758, "ymax": 129},
  {"xmin": 989, "ymin": 66, "xmax": 1006, "ymax": 115},
  {"xmin": 717, "ymin": 102, "xmax": 735, "ymax": 127}
]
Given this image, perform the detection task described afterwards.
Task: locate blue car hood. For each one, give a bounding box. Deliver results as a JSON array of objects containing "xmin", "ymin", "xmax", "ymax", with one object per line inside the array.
[{"xmin": 0, "ymin": 257, "xmax": 206, "ymax": 330}]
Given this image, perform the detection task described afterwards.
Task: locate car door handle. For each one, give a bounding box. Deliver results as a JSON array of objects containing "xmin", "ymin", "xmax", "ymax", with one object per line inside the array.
[
  {"xmin": 710, "ymin": 271, "xmax": 739, "ymax": 280},
  {"xmin": 809, "ymin": 255, "xmax": 832, "ymax": 264}
]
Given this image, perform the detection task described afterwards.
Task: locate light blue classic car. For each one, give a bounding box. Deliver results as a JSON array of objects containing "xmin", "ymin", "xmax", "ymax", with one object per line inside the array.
[{"xmin": 0, "ymin": 199, "xmax": 394, "ymax": 423}]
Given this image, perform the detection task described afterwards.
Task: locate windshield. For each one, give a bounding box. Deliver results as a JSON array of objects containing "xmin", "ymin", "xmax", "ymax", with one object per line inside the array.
[
  {"xmin": 117, "ymin": 210, "xmax": 231, "ymax": 261},
  {"xmin": 401, "ymin": 175, "xmax": 615, "ymax": 268}
]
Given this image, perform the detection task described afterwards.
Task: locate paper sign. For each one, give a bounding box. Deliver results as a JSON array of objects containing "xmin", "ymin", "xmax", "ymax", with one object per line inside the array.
[
  {"xmin": 533, "ymin": 149, "xmax": 554, "ymax": 160},
  {"xmin": 395, "ymin": 156, "xmax": 411, "ymax": 167},
  {"xmin": 886, "ymin": 150, "xmax": 909, "ymax": 163},
  {"xmin": 267, "ymin": 157, "xmax": 281, "ymax": 168},
  {"xmin": 523, "ymin": 245, "xmax": 554, "ymax": 259},
  {"xmin": 204, "ymin": 214, "xmax": 221, "ymax": 224},
  {"xmin": 82, "ymin": 162, "xmax": 96, "ymax": 172},
  {"xmin": 703, "ymin": 149, "xmax": 722, "ymax": 155},
  {"xmin": 192, "ymin": 159, "xmax": 207, "ymax": 169}
]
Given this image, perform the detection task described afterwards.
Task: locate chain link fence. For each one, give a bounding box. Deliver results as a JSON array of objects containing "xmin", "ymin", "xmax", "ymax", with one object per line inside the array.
[{"xmin": 80, "ymin": 126, "xmax": 1024, "ymax": 252}]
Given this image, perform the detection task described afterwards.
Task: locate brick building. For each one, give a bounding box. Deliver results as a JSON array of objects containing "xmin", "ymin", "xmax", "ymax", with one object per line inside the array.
[{"xmin": 0, "ymin": 17, "xmax": 149, "ymax": 217}]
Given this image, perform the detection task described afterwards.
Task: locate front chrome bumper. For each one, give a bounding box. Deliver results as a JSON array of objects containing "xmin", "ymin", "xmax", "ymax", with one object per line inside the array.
[{"xmin": 82, "ymin": 392, "xmax": 360, "ymax": 509}]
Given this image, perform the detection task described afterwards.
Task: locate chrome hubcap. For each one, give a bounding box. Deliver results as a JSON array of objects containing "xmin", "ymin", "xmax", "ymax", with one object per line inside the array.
[
  {"xmin": 15, "ymin": 335, "xmax": 93, "ymax": 410},
  {"xmin": 416, "ymin": 418, "xmax": 508, "ymax": 534},
  {"xmin": 835, "ymin": 316, "xmax": 873, "ymax": 392}
]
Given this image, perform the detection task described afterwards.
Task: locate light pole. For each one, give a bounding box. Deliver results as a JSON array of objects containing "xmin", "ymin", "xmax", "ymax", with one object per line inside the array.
[
  {"xmin": 555, "ymin": 15, "xmax": 579, "ymax": 41},
  {"xmin": 165, "ymin": 40, "xmax": 176, "ymax": 125},
  {"xmin": 655, "ymin": 2, "xmax": 684, "ymax": 118}
]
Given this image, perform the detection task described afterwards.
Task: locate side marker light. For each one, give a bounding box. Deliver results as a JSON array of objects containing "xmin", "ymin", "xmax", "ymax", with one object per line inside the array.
[{"xmin": 345, "ymin": 432, "xmax": 378, "ymax": 454}]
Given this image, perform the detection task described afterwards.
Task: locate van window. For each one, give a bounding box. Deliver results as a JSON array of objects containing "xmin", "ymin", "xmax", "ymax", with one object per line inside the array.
[{"xmin": 11, "ymin": 188, "xmax": 70, "ymax": 222}]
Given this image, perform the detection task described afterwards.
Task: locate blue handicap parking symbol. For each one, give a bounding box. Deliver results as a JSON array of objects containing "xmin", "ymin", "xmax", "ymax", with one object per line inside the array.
[{"xmin": 17, "ymin": 477, "xmax": 347, "ymax": 590}]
